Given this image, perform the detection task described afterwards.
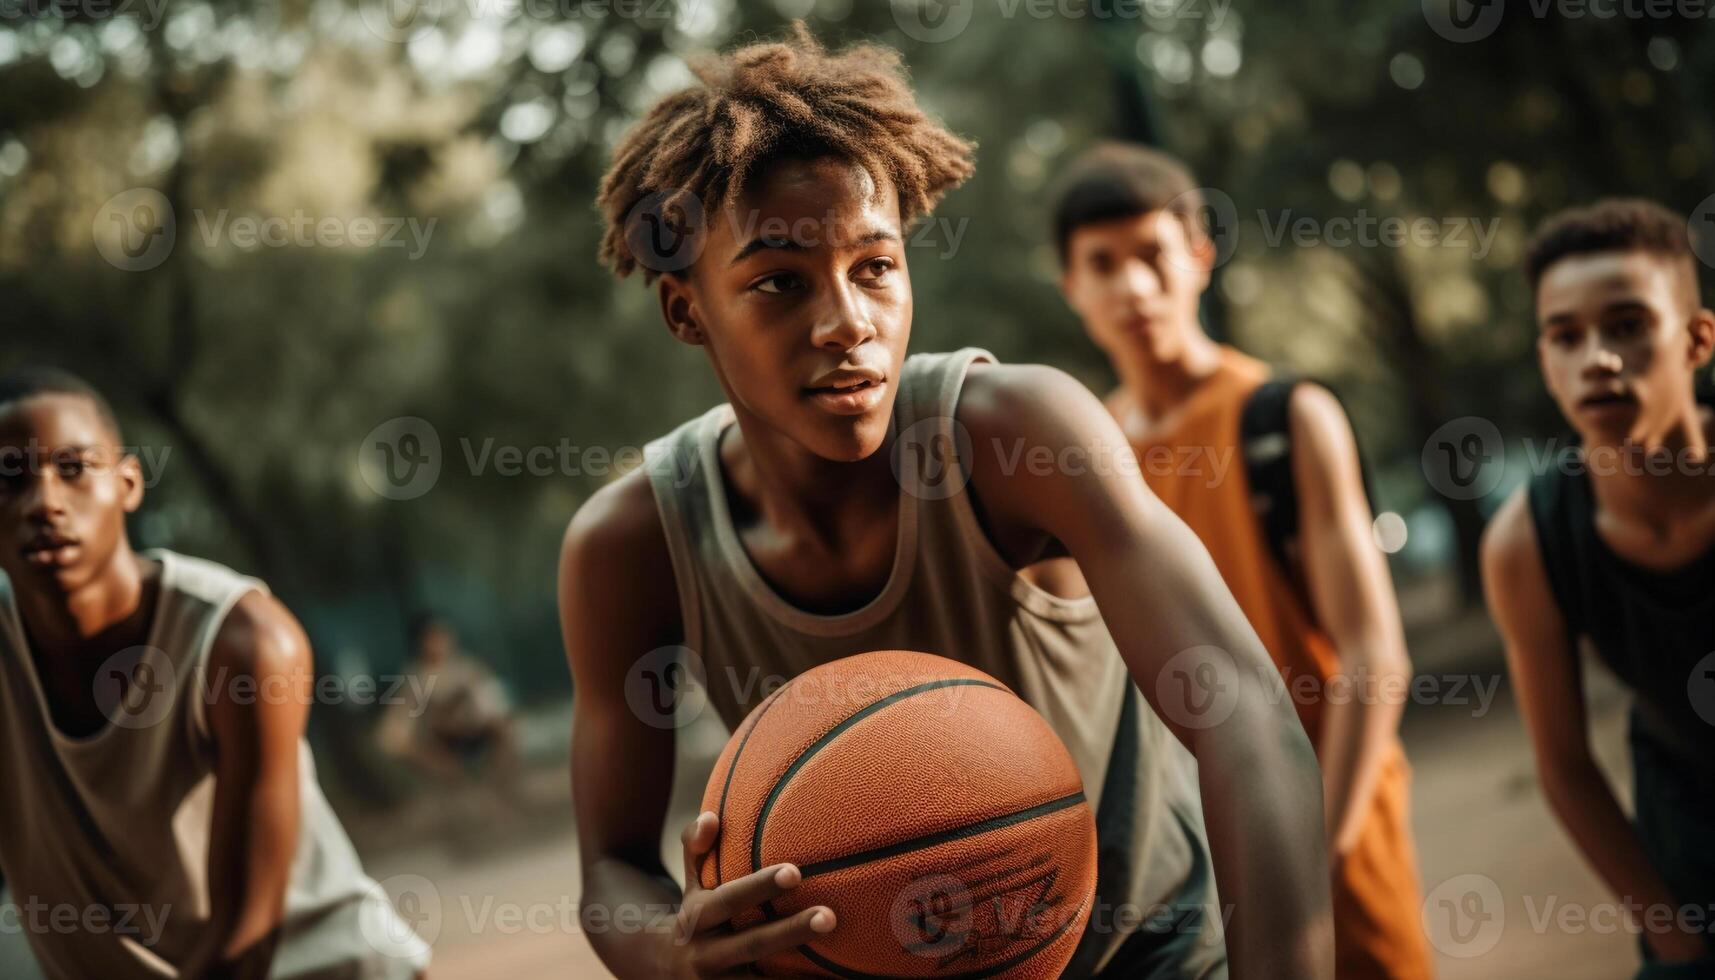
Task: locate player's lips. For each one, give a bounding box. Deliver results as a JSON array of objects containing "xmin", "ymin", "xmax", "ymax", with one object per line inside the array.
[
  {"xmin": 805, "ymin": 368, "xmax": 887, "ymax": 416},
  {"xmin": 1120, "ymin": 312, "xmax": 1161, "ymax": 334},
  {"xmin": 1577, "ymin": 390, "xmax": 1637, "ymax": 415},
  {"xmin": 21, "ymin": 534, "xmax": 80, "ymax": 566}
]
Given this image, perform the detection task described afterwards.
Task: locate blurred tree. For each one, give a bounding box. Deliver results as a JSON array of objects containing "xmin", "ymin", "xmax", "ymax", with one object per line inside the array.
[{"xmin": 1, "ymin": 0, "xmax": 1710, "ymax": 739}]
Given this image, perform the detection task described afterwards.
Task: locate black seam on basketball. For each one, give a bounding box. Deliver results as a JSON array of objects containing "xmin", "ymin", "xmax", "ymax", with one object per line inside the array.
[
  {"xmin": 795, "ymin": 884, "xmax": 1093, "ymax": 980},
  {"xmin": 713, "ymin": 683, "xmax": 789, "ymax": 887},
  {"xmin": 753, "ymin": 677, "xmax": 1004, "ymax": 919},
  {"xmin": 796, "ymin": 791, "xmax": 1086, "ymax": 880}
]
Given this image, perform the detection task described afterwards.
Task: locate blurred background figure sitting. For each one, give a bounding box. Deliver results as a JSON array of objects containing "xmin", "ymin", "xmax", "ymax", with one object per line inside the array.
[{"xmin": 379, "ymin": 613, "xmax": 523, "ymax": 833}]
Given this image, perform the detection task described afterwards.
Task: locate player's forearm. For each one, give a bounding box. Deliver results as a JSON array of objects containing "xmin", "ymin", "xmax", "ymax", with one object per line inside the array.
[
  {"xmin": 1195, "ymin": 704, "xmax": 1335, "ymax": 979},
  {"xmin": 580, "ymin": 853, "xmax": 686, "ymax": 978},
  {"xmin": 1317, "ymin": 642, "xmax": 1409, "ymax": 857},
  {"xmin": 1540, "ymin": 755, "xmax": 1682, "ymax": 922}
]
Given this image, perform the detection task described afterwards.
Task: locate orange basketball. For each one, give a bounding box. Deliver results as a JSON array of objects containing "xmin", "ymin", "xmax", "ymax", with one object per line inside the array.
[{"xmin": 699, "ymin": 650, "xmax": 1098, "ymax": 978}]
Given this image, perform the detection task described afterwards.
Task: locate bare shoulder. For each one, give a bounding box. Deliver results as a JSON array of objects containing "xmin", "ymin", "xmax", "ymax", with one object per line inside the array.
[
  {"xmin": 1286, "ymin": 382, "xmax": 1357, "ymax": 456},
  {"xmin": 1285, "ymin": 382, "xmax": 1366, "ymax": 511},
  {"xmin": 1480, "ymin": 485, "xmax": 1562, "ymax": 630},
  {"xmin": 561, "ymin": 467, "xmax": 674, "ymax": 592},
  {"xmin": 957, "ymin": 360, "xmax": 1109, "ymax": 445},
  {"xmin": 559, "ymin": 466, "xmax": 681, "ymax": 661},
  {"xmin": 209, "ymin": 590, "xmax": 312, "ymax": 681},
  {"xmin": 1480, "ymin": 486, "xmax": 1542, "ymax": 582}
]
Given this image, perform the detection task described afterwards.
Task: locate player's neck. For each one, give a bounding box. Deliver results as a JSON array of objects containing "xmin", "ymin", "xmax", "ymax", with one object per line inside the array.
[
  {"xmin": 1586, "ymin": 400, "xmax": 1715, "ymax": 531},
  {"xmin": 16, "ymin": 544, "xmax": 154, "ymax": 659},
  {"xmin": 1114, "ymin": 329, "xmax": 1223, "ymax": 425},
  {"xmin": 719, "ymin": 410, "xmax": 899, "ymax": 556}
]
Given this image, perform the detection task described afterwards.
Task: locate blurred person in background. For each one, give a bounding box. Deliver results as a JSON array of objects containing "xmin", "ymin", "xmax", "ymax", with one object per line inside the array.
[
  {"xmin": 379, "ymin": 613, "xmax": 522, "ymax": 810},
  {"xmin": 1483, "ymin": 199, "xmax": 1715, "ymax": 978},
  {"xmin": 1051, "ymin": 143, "xmax": 1433, "ymax": 979}
]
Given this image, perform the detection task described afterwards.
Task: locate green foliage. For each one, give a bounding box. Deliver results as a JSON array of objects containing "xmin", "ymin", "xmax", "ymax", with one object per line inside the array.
[{"xmin": 1, "ymin": 0, "xmax": 1709, "ymax": 698}]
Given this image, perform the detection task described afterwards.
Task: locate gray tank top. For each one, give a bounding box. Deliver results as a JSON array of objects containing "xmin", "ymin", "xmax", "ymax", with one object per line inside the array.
[
  {"xmin": 646, "ymin": 348, "xmax": 1216, "ymax": 975},
  {"xmin": 0, "ymin": 550, "xmax": 430, "ymax": 979}
]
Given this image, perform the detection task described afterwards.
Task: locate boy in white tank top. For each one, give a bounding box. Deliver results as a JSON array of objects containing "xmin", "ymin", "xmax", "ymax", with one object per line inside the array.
[
  {"xmin": 562, "ymin": 23, "xmax": 1334, "ymax": 980},
  {"xmin": 0, "ymin": 369, "xmax": 430, "ymax": 979}
]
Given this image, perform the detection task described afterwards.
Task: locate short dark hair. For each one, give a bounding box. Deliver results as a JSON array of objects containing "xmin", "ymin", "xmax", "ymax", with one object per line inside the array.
[
  {"xmin": 1049, "ymin": 142, "xmax": 1201, "ymax": 264},
  {"xmin": 0, "ymin": 367, "xmax": 123, "ymax": 443},
  {"xmin": 1525, "ymin": 198, "xmax": 1703, "ymax": 308}
]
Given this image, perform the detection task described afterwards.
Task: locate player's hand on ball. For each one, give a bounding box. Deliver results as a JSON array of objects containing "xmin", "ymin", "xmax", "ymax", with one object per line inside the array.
[{"xmin": 664, "ymin": 811, "xmax": 836, "ymax": 979}]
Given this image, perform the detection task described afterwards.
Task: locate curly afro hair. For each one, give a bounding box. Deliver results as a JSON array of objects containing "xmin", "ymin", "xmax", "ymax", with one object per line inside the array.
[{"xmin": 596, "ymin": 22, "xmax": 976, "ymax": 281}]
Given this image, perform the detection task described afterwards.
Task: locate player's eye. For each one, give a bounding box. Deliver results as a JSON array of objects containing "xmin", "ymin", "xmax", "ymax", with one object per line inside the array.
[
  {"xmin": 854, "ymin": 257, "xmax": 894, "ymax": 284},
  {"xmin": 1607, "ymin": 315, "xmax": 1645, "ymax": 338},
  {"xmin": 752, "ymin": 272, "xmax": 804, "ymax": 295}
]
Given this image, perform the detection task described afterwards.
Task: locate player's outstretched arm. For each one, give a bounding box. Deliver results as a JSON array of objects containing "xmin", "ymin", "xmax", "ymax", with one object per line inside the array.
[
  {"xmin": 559, "ymin": 472, "xmax": 836, "ymax": 979},
  {"xmin": 1482, "ymin": 490, "xmax": 1705, "ymax": 964},
  {"xmin": 189, "ymin": 591, "xmax": 315, "ymax": 980},
  {"xmin": 957, "ymin": 362, "xmax": 1334, "ymax": 980}
]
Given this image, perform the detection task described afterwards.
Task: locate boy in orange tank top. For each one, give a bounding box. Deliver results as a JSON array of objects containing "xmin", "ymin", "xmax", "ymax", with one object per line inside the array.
[{"xmin": 1051, "ymin": 143, "xmax": 1434, "ymax": 979}]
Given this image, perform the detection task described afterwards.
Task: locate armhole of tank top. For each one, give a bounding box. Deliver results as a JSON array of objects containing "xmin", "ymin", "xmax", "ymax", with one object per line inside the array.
[
  {"xmin": 189, "ymin": 580, "xmax": 269, "ymax": 744},
  {"xmin": 935, "ymin": 351, "xmax": 1103, "ymax": 622},
  {"xmin": 645, "ymin": 437, "xmax": 705, "ymax": 659},
  {"xmin": 1525, "ymin": 464, "xmax": 1583, "ymax": 644}
]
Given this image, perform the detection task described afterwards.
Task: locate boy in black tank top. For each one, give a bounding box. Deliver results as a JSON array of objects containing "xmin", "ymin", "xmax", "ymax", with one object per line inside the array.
[
  {"xmin": 562, "ymin": 22, "xmax": 1334, "ymax": 980},
  {"xmin": 1482, "ymin": 199, "xmax": 1715, "ymax": 976}
]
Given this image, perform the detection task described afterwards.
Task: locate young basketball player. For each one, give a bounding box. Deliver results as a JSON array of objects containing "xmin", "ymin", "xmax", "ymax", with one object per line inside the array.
[
  {"xmin": 0, "ymin": 368, "xmax": 430, "ymax": 978},
  {"xmin": 1483, "ymin": 199, "xmax": 1715, "ymax": 975},
  {"xmin": 563, "ymin": 25, "xmax": 1333, "ymax": 980},
  {"xmin": 1049, "ymin": 144, "xmax": 1433, "ymax": 978}
]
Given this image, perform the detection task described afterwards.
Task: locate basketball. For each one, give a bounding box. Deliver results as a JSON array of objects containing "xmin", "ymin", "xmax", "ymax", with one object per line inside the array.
[{"xmin": 698, "ymin": 650, "xmax": 1098, "ymax": 978}]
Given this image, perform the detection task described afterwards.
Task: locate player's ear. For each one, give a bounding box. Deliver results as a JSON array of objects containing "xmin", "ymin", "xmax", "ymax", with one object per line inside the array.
[
  {"xmin": 657, "ymin": 272, "xmax": 706, "ymax": 347},
  {"xmin": 117, "ymin": 450, "xmax": 144, "ymax": 513},
  {"xmin": 1686, "ymin": 305, "xmax": 1715, "ymax": 370},
  {"xmin": 1190, "ymin": 233, "xmax": 1217, "ymax": 286}
]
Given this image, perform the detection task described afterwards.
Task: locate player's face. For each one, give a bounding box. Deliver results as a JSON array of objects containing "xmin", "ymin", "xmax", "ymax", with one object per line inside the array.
[
  {"xmin": 418, "ymin": 623, "xmax": 454, "ymax": 665},
  {"xmin": 1535, "ymin": 251, "xmax": 1714, "ymax": 447},
  {"xmin": 0, "ymin": 395, "xmax": 142, "ymax": 595},
  {"xmin": 1060, "ymin": 210, "xmax": 1212, "ymax": 367},
  {"xmin": 669, "ymin": 155, "xmax": 910, "ymax": 463}
]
